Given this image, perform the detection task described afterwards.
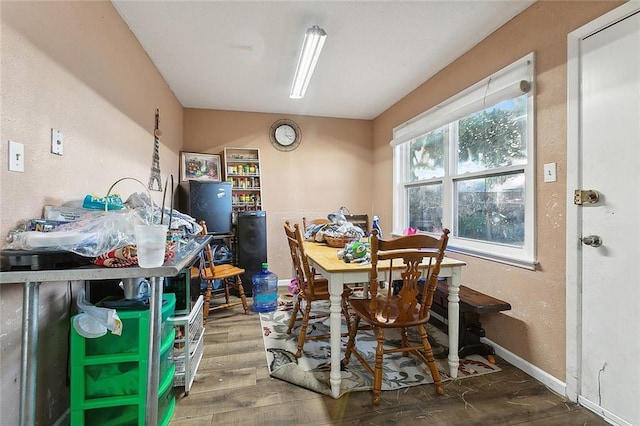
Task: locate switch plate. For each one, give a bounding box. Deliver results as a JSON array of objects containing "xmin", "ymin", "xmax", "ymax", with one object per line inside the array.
[
  {"xmin": 51, "ymin": 128, "xmax": 63, "ymax": 155},
  {"xmin": 543, "ymin": 162, "xmax": 557, "ymax": 182},
  {"xmin": 8, "ymin": 140, "xmax": 25, "ymax": 172}
]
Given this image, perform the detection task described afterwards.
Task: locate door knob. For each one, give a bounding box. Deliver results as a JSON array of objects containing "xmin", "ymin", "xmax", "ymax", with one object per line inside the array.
[{"xmin": 581, "ymin": 235, "xmax": 602, "ymax": 247}]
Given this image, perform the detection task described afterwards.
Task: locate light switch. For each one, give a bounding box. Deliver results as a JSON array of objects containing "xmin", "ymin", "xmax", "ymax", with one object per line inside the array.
[
  {"xmin": 51, "ymin": 128, "xmax": 63, "ymax": 155},
  {"xmin": 8, "ymin": 140, "xmax": 24, "ymax": 172},
  {"xmin": 543, "ymin": 163, "xmax": 557, "ymax": 182}
]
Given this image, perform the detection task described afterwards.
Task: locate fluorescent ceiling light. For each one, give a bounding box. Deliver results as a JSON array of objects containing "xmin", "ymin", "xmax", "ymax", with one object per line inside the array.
[{"xmin": 289, "ymin": 26, "xmax": 327, "ymax": 99}]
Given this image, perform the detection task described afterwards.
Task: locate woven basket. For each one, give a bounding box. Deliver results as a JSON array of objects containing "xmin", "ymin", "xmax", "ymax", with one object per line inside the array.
[{"xmin": 324, "ymin": 235, "xmax": 358, "ymax": 248}]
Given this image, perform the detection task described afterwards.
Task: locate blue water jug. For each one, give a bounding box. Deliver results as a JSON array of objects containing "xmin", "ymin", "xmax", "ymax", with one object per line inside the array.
[{"xmin": 252, "ymin": 263, "xmax": 278, "ymax": 312}]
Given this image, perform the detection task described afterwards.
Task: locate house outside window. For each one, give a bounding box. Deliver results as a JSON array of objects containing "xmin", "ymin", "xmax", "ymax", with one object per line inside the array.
[{"xmin": 392, "ymin": 54, "xmax": 536, "ymax": 269}]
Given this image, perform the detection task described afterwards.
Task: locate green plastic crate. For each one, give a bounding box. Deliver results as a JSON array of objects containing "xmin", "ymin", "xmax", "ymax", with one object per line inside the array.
[{"xmin": 70, "ymin": 293, "xmax": 176, "ymax": 425}]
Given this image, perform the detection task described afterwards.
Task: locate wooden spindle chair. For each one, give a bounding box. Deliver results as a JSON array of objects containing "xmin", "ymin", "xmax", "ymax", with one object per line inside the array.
[
  {"xmin": 342, "ymin": 228, "xmax": 450, "ymax": 405},
  {"xmin": 195, "ymin": 221, "xmax": 249, "ymax": 323},
  {"xmin": 284, "ymin": 221, "xmax": 352, "ymax": 358}
]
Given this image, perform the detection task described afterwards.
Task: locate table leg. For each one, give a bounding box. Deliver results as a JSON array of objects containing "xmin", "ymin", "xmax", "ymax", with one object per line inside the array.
[
  {"xmin": 447, "ymin": 270, "xmax": 461, "ymax": 378},
  {"xmin": 145, "ymin": 277, "xmax": 163, "ymax": 425},
  {"xmin": 328, "ymin": 275, "xmax": 342, "ymax": 398},
  {"xmin": 20, "ymin": 281, "xmax": 39, "ymax": 426}
]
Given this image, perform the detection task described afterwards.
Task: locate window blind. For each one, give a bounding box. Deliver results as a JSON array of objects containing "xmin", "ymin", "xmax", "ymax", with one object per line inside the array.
[{"xmin": 391, "ymin": 53, "xmax": 534, "ymax": 148}]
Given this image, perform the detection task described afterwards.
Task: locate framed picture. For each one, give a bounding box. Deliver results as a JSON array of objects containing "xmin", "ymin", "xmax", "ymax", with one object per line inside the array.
[{"xmin": 180, "ymin": 151, "xmax": 221, "ymax": 182}]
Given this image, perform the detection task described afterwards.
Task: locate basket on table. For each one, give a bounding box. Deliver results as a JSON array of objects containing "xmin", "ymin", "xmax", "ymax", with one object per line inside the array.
[{"xmin": 324, "ymin": 235, "xmax": 359, "ymax": 248}]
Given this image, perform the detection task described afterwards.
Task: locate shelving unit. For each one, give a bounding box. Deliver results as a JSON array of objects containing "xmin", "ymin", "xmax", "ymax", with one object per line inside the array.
[
  {"xmin": 168, "ymin": 295, "xmax": 205, "ymax": 395},
  {"xmin": 221, "ymin": 147, "xmax": 263, "ymax": 219}
]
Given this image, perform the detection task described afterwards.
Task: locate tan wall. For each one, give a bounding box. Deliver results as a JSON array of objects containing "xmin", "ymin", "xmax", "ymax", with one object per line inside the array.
[
  {"xmin": 0, "ymin": 0, "xmax": 628, "ymax": 422},
  {"xmin": 372, "ymin": 0, "xmax": 624, "ymax": 381},
  {"xmin": 183, "ymin": 109, "xmax": 373, "ymax": 280},
  {"xmin": 0, "ymin": 1, "xmax": 183, "ymax": 423}
]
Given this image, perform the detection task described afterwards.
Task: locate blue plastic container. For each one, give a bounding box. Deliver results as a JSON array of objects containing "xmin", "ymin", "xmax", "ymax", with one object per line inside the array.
[{"xmin": 252, "ymin": 263, "xmax": 278, "ymax": 312}]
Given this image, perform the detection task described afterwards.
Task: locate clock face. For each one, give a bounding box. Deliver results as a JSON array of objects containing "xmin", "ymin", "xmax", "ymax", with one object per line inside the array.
[
  {"xmin": 270, "ymin": 119, "xmax": 301, "ymax": 151},
  {"xmin": 275, "ymin": 124, "xmax": 296, "ymax": 146}
]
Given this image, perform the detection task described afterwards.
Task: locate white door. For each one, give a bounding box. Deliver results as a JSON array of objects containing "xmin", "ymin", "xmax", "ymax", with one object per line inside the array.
[{"xmin": 568, "ymin": 5, "xmax": 640, "ymax": 426}]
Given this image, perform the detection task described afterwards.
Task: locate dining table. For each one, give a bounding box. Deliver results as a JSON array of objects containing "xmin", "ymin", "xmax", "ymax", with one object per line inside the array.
[{"xmin": 304, "ymin": 240, "xmax": 467, "ymax": 399}]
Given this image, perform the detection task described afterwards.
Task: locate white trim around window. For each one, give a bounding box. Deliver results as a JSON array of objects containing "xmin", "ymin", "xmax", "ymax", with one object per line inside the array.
[{"xmin": 391, "ymin": 53, "xmax": 537, "ymax": 270}]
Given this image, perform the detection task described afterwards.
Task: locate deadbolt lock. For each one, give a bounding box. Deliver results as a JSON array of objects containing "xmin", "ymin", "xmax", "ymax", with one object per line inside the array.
[{"xmin": 574, "ymin": 189, "xmax": 600, "ymax": 205}]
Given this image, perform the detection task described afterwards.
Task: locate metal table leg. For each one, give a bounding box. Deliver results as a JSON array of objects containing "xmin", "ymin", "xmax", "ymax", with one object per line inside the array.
[
  {"xmin": 145, "ymin": 276, "xmax": 163, "ymax": 425},
  {"xmin": 20, "ymin": 281, "xmax": 39, "ymax": 426}
]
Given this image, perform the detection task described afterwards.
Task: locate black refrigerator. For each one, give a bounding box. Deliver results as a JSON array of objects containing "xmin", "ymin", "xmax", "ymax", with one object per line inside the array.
[{"xmin": 178, "ymin": 181, "xmax": 232, "ymax": 235}]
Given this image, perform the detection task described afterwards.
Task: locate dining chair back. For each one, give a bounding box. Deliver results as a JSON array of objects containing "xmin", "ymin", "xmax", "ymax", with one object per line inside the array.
[
  {"xmin": 196, "ymin": 221, "xmax": 249, "ymax": 323},
  {"xmin": 283, "ymin": 221, "xmax": 351, "ymax": 357},
  {"xmin": 302, "ymin": 217, "xmax": 330, "ymax": 232},
  {"xmin": 342, "ymin": 228, "xmax": 450, "ymax": 405}
]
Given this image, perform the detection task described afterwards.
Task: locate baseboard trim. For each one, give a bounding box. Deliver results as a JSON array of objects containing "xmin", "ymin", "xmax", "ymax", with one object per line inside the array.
[
  {"xmin": 578, "ymin": 396, "xmax": 627, "ymax": 426},
  {"xmin": 430, "ymin": 311, "xmax": 566, "ymax": 396},
  {"xmin": 481, "ymin": 336, "xmax": 566, "ymax": 397},
  {"xmin": 278, "ymin": 279, "xmax": 290, "ymax": 287},
  {"xmin": 53, "ymin": 408, "xmax": 70, "ymax": 426}
]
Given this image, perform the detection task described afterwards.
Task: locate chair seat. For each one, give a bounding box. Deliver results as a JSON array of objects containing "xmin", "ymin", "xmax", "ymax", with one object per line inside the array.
[
  {"xmin": 202, "ymin": 263, "xmax": 245, "ymax": 280},
  {"xmin": 349, "ymin": 296, "xmax": 428, "ymax": 328}
]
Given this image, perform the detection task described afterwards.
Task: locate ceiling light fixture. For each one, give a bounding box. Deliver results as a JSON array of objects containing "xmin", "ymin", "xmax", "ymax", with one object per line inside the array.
[{"xmin": 289, "ymin": 25, "xmax": 327, "ymax": 99}]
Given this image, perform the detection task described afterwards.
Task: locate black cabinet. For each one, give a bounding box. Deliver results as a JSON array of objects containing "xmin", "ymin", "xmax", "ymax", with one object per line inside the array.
[{"xmin": 236, "ymin": 211, "xmax": 267, "ymax": 296}]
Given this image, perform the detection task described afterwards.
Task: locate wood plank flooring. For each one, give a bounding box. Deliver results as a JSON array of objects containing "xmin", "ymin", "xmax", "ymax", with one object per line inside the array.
[{"xmin": 170, "ymin": 297, "xmax": 607, "ymax": 426}]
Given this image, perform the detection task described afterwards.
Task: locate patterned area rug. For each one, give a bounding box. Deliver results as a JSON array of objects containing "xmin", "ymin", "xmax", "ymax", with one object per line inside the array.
[{"xmin": 260, "ymin": 294, "xmax": 500, "ymax": 398}]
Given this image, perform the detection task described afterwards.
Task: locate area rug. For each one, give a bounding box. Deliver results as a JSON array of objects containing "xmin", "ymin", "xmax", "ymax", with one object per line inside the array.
[{"xmin": 260, "ymin": 294, "xmax": 500, "ymax": 398}]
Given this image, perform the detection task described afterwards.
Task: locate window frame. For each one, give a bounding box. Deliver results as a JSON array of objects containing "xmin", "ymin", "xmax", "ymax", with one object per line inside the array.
[{"xmin": 391, "ymin": 53, "xmax": 536, "ymax": 269}]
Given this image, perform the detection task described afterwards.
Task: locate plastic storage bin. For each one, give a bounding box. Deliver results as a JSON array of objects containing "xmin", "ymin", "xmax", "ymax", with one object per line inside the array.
[
  {"xmin": 168, "ymin": 295, "xmax": 205, "ymax": 394},
  {"xmin": 70, "ymin": 293, "xmax": 176, "ymax": 425}
]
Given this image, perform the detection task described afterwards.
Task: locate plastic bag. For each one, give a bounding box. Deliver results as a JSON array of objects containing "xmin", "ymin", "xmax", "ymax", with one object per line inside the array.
[
  {"xmin": 5, "ymin": 209, "xmax": 145, "ymax": 257},
  {"xmin": 4, "ymin": 191, "xmax": 203, "ymax": 257},
  {"xmin": 73, "ymin": 290, "xmax": 122, "ymax": 337}
]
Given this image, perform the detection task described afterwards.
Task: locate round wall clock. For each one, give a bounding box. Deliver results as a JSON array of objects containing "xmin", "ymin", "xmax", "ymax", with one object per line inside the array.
[{"xmin": 270, "ymin": 119, "xmax": 301, "ymax": 151}]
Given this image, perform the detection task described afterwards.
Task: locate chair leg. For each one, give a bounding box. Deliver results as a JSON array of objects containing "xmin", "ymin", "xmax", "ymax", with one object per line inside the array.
[
  {"xmin": 341, "ymin": 293, "xmax": 352, "ymax": 336},
  {"xmin": 417, "ymin": 324, "xmax": 444, "ymax": 396},
  {"xmin": 235, "ymin": 275, "xmax": 249, "ymax": 314},
  {"xmin": 295, "ymin": 300, "xmax": 312, "ymax": 358},
  {"xmin": 372, "ymin": 327, "xmax": 385, "ymax": 406},
  {"xmin": 203, "ymin": 280, "xmax": 212, "ymax": 325},
  {"xmin": 400, "ymin": 327, "xmax": 410, "ymax": 357},
  {"xmin": 342, "ymin": 316, "xmax": 360, "ymax": 367},
  {"xmin": 287, "ymin": 295, "xmax": 302, "ymax": 334},
  {"xmin": 223, "ymin": 279, "xmax": 231, "ymax": 304}
]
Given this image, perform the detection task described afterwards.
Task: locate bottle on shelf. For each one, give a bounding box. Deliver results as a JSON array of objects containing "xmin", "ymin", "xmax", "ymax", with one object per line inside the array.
[{"xmin": 252, "ymin": 263, "xmax": 278, "ymax": 312}]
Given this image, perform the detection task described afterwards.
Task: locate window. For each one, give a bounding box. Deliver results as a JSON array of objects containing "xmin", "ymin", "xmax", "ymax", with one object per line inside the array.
[{"xmin": 391, "ymin": 54, "xmax": 535, "ymax": 269}]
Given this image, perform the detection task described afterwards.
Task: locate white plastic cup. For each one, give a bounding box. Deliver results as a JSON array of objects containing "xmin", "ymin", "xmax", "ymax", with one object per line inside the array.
[{"xmin": 135, "ymin": 224, "xmax": 168, "ymax": 268}]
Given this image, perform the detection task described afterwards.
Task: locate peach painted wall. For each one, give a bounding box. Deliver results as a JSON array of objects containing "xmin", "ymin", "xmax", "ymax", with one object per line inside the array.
[
  {"xmin": 0, "ymin": 1, "xmax": 183, "ymax": 423},
  {"xmin": 372, "ymin": 1, "xmax": 624, "ymax": 381},
  {"xmin": 183, "ymin": 109, "xmax": 373, "ymax": 280}
]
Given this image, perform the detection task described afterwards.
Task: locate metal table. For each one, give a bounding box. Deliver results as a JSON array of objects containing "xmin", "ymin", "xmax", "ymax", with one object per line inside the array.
[{"xmin": 0, "ymin": 235, "xmax": 211, "ymax": 426}]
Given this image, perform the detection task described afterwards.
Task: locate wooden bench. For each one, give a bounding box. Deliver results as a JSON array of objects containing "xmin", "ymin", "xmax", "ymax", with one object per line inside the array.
[{"xmin": 430, "ymin": 280, "xmax": 511, "ymax": 361}]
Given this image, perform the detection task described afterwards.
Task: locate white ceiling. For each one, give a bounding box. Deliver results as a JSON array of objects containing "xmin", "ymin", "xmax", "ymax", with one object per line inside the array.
[{"xmin": 112, "ymin": 0, "xmax": 535, "ymax": 120}]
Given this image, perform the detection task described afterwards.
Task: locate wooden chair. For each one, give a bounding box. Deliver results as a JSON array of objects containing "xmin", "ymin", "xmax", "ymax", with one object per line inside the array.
[
  {"xmin": 342, "ymin": 228, "xmax": 450, "ymax": 405},
  {"xmin": 284, "ymin": 221, "xmax": 352, "ymax": 358},
  {"xmin": 195, "ymin": 221, "xmax": 249, "ymax": 323},
  {"xmin": 302, "ymin": 216, "xmax": 330, "ymax": 231}
]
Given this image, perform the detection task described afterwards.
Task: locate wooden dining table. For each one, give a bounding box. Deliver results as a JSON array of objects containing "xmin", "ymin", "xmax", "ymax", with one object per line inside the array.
[{"xmin": 304, "ymin": 240, "xmax": 467, "ymax": 399}]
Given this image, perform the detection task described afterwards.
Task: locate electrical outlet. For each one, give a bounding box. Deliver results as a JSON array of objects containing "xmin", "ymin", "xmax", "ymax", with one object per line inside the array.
[
  {"xmin": 51, "ymin": 128, "xmax": 63, "ymax": 155},
  {"xmin": 8, "ymin": 140, "xmax": 25, "ymax": 172},
  {"xmin": 543, "ymin": 162, "xmax": 557, "ymax": 182}
]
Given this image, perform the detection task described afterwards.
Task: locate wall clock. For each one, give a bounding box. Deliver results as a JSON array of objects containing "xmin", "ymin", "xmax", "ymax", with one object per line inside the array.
[{"xmin": 270, "ymin": 119, "xmax": 301, "ymax": 152}]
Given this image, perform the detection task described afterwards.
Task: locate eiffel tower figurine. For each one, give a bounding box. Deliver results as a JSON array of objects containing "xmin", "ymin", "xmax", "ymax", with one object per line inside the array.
[{"xmin": 148, "ymin": 109, "xmax": 163, "ymax": 192}]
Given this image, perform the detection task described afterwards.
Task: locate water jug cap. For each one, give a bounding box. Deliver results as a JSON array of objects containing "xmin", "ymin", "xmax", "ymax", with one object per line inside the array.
[{"xmin": 261, "ymin": 262, "xmax": 268, "ymax": 269}]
